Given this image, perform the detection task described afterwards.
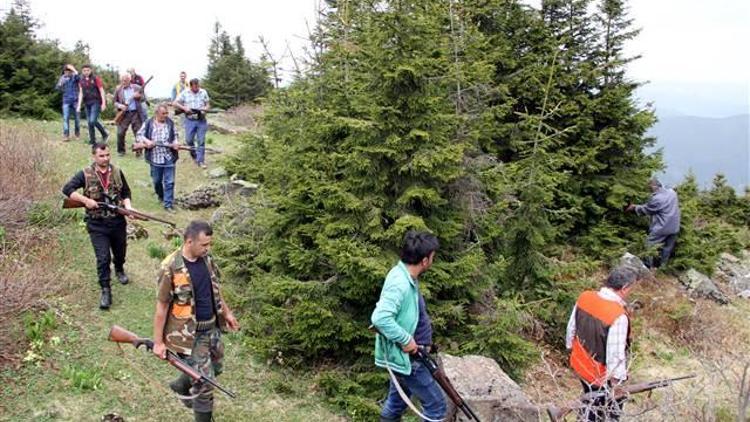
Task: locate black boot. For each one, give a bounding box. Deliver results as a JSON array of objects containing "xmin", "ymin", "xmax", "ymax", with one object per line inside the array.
[
  {"xmin": 116, "ymin": 270, "xmax": 129, "ymax": 285},
  {"xmin": 194, "ymin": 411, "xmax": 212, "ymax": 422},
  {"xmin": 169, "ymin": 373, "xmax": 193, "ymax": 409},
  {"xmin": 100, "ymin": 287, "xmax": 112, "ymax": 310}
]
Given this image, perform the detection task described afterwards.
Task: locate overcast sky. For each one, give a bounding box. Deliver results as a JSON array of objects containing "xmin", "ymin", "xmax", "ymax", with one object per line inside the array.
[{"xmin": 2, "ymin": 0, "xmax": 748, "ymax": 116}]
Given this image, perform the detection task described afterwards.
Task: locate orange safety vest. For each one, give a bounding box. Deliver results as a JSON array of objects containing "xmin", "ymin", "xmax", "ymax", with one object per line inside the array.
[{"xmin": 569, "ymin": 290, "xmax": 630, "ymax": 386}]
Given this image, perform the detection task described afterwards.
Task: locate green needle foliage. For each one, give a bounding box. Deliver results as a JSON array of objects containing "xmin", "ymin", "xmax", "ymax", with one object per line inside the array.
[{"xmin": 215, "ymin": 0, "xmax": 747, "ymax": 397}]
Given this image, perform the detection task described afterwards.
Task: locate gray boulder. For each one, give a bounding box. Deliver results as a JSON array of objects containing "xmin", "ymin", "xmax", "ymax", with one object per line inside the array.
[
  {"xmin": 617, "ymin": 252, "xmax": 652, "ymax": 280},
  {"xmin": 227, "ymin": 179, "xmax": 258, "ymax": 197},
  {"xmin": 440, "ymin": 354, "xmax": 541, "ymax": 421},
  {"xmin": 678, "ymin": 269, "xmax": 729, "ymax": 305},
  {"xmin": 716, "ymin": 252, "xmax": 750, "ymax": 295}
]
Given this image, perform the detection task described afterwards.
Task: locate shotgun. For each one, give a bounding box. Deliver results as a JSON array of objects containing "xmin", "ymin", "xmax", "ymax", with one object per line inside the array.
[
  {"xmin": 62, "ymin": 197, "xmax": 176, "ymax": 227},
  {"xmin": 547, "ymin": 374, "xmax": 696, "ymax": 421},
  {"xmin": 108, "ymin": 325, "xmax": 236, "ymax": 399}
]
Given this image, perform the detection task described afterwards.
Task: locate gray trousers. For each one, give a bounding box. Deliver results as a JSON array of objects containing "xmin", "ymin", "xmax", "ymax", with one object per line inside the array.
[{"xmin": 645, "ymin": 233, "xmax": 678, "ymax": 268}]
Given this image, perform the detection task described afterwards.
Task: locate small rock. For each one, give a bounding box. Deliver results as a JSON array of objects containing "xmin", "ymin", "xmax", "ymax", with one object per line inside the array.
[
  {"xmin": 679, "ymin": 269, "xmax": 730, "ymax": 305},
  {"xmin": 737, "ymin": 290, "xmax": 750, "ymax": 299},
  {"xmin": 228, "ymin": 179, "xmax": 258, "ymax": 197},
  {"xmin": 126, "ymin": 222, "xmax": 148, "ymax": 240},
  {"xmin": 208, "ymin": 167, "xmax": 228, "ymax": 179}
]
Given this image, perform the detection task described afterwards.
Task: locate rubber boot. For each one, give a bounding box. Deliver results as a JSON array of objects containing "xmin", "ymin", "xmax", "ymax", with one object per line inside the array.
[
  {"xmin": 194, "ymin": 411, "xmax": 212, "ymax": 422},
  {"xmin": 169, "ymin": 373, "xmax": 193, "ymax": 409},
  {"xmin": 100, "ymin": 287, "xmax": 112, "ymax": 310}
]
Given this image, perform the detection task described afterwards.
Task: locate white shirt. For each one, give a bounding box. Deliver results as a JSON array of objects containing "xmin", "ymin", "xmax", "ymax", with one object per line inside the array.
[{"xmin": 565, "ymin": 287, "xmax": 629, "ymax": 382}]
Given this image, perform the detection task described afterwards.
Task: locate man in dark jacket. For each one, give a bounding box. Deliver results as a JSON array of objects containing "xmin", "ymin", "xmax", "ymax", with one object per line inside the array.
[
  {"xmin": 62, "ymin": 143, "xmax": 135, "ymax": 309},
  {"xmin": 79, "ymin": 64, "xmax": 109, "ymax": 144},
  {"xmin": 626, "ymin": 178, "xmax": 681, "ymax": 268}
]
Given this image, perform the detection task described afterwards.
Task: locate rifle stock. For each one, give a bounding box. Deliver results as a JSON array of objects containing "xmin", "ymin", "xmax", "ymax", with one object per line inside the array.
[{"xmin": 108, "ymin": 325, "xmax": 236, "ymax": 399}]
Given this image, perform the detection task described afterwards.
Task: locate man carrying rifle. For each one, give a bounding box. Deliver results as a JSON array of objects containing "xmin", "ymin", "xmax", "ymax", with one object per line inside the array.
[
  {"xmin": 152, "ymin": 220, "xmax": 240, "ymax": 422},
  {"xmin": 135, "ymin": 103, "xmax": 179, "ymax": 212},
  {"xmin": 174, "ymin": 78, "xmax": 211, "ymax": 169},
  {"xmin": 113, "ymin": 73, "xmax": 145, "ymax": 156},
  {"xmin": 371, "ymin": 231, "xmax": 446, "ymax": 422},
  {"xmin": 565, "ymin": 267, "xmax": 639, "ymax": 421},
  {"xmin": 61, "ymin": 143, "xmax": 134, "ymax": 309}
]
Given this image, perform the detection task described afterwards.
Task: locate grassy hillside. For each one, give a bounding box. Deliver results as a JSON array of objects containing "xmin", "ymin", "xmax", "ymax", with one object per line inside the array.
[{"xmin": 0, "ymin": 118, "xmax": 343, "ymax": 422}]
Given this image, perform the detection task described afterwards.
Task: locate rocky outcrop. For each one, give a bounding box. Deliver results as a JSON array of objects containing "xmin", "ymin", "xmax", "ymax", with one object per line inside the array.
[
  {"xmin": 441, "ymin": 354, "xmax": 541, "ymax": 421},
  {"xmin": 175, "ymin": 180, "xmax": 258, "ymax": 210},
  {"xmin": 678, "ymin": 269, "xmax": 730, "ymax": 304},
  {"xmin": 715, "ymin": 252, "xmax": 750, "ymax": 296}
]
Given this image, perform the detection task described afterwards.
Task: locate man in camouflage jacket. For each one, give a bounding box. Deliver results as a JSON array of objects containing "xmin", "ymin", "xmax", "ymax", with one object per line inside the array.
[{"xmin": 152, "ymin": 220, "xmax": 239, "ymax": 422}]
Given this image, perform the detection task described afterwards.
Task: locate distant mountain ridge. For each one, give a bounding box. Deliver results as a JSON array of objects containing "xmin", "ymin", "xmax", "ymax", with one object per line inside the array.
[{"xmin": 650, "ymin": 113, "xmax": 749, "ymax": 192}]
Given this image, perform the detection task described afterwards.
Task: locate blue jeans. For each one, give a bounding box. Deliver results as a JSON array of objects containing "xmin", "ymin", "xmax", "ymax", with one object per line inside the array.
[
  {"xmin": 62, "ymin": 102, "xmax": 80, "ymax": 137},
  {"xmin": 184, "ymin": 118, "xmax": 208, "ymax": 164},
  {"xmin": 380, "ymin": 360, "xmax": 447, "ymax": 421},
  {"xmin": 84, "ymin": 102, "xmax": 109, "ymax": 143},
  {"xmin": 150, "ymin": 165, "xmax": 176, "ymax": 208}
]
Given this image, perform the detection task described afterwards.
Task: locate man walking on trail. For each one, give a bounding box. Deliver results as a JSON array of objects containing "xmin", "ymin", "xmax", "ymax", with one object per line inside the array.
[
  {"xmin": 134, "ymin": 103, "xmax": 180, "ymax": 212},
  {"xmin": 371, "ymin": 231, "xmax": 447, "ymax": 422},
  {"xmin": 152, "ymin": 220, "xmax": 240, "ymax": 422},
  {"xmin": 174, "ymin": 78, "xmax": 211, "ymax": 169},
  {"xmin": 113, "ymin": 73, "xmax": 145, "ymax": 156},
  {"xmin": 79, "ymin": 64, "xmax": 109, "ymax": 144},
  {"xmin": 128, "ymin": 68, "xmax": 149, "ymax": 122},
  {"xmin": 171, "ymin": 71, "xmax": 189, "ymax": 101},
  {"xmin": 61, "ymin": 143, "xmax": 134, "ymax": 310},
  {"xmin": 625, "ymin": 178, "xmax": 681, "ymax": 268},
  {"xmin": 56, "ymin": 64, "xmax": 81, "ymax": 142},
  {"xmin": 566, "ymin": 267, "xmax": 638, "ymax": 422}
]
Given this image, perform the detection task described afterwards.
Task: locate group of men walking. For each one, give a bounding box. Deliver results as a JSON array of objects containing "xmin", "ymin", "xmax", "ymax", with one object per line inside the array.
[{"xmin": 57, "ymin": 61, "xmax": 683, "ymax": 420}]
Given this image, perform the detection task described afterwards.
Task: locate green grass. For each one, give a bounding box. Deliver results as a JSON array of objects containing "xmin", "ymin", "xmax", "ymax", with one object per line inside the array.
[{"xmin": 0, "ymin": 118, "xmax": 343, "ymax": 421}]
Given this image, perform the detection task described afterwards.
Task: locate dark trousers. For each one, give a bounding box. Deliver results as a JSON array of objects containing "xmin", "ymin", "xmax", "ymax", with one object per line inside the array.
[
  {"xmin": 84, "ymin": 102, "xmax": 108, "ymax": 144},
  {"xmin": 645, "ymin": 233, "xmax": 678, "ymax": 268},
  {"xmin": 580, "ymin": 381, "xmax": 624, "ymax": 422},
  {"xmin": 86, "ymin": 217, "xmax": 127, "ymax": 288},
  {"xmin": 116, "ymin": 110, "xmax": 143, "ymax": 153}
]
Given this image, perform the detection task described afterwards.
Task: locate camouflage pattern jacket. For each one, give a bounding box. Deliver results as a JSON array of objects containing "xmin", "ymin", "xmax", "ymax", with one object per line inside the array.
[{"xmin": 157, "ymin": 249, "xmax": 229, "ymax": 355}]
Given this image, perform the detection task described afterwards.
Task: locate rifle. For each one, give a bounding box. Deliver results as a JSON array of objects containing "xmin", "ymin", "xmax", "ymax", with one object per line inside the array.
[
  {"xmin": 369, "ymin": 325, "xmax": 481, "ymax": 421},
  {"xmin": 132, "ymin": 142, "xmax": 222, "ymax": 154},
  {"xmin": 546, "ymin": 374, "xmax": 696, "ymax": 421},
  {"xmin": 173, "ymin": 108, "xmax": 221, "ymax": 120},
  {"xmin": 113, "ymin": 76, "xmax": 152, "ymax": 124},
  {"xmin": 108, "ymin": 325, "xmax": 236, "ymax": 399},
  {"xmin": 62, "ymin": 197, "xmax": 176, "ymax": 227}
]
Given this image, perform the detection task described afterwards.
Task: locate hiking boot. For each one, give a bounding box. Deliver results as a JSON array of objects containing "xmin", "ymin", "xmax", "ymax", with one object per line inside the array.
[
  {"xmin": 194, "ymin": 411, "xmax": 212, "ymax": 422},
  {"xmin": 62, "ymin": 136, "xmax": 70, "ymax": 142},
  {"xmin": 100, "ymin": 287, "xmax": 112, "ymax": 310},
  {"xmin": 116, "ymin": 271, "xmax": 129, "ymax": 285},
  {"xmin": 170, "ymin": 373, "xmax": 193, "ymax": 409}
]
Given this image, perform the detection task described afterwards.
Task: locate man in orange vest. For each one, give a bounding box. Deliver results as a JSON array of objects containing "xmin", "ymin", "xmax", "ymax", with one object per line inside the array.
[{"xmin": 565, "ymin": 267, "xmax": 638, "ymax": 421}]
